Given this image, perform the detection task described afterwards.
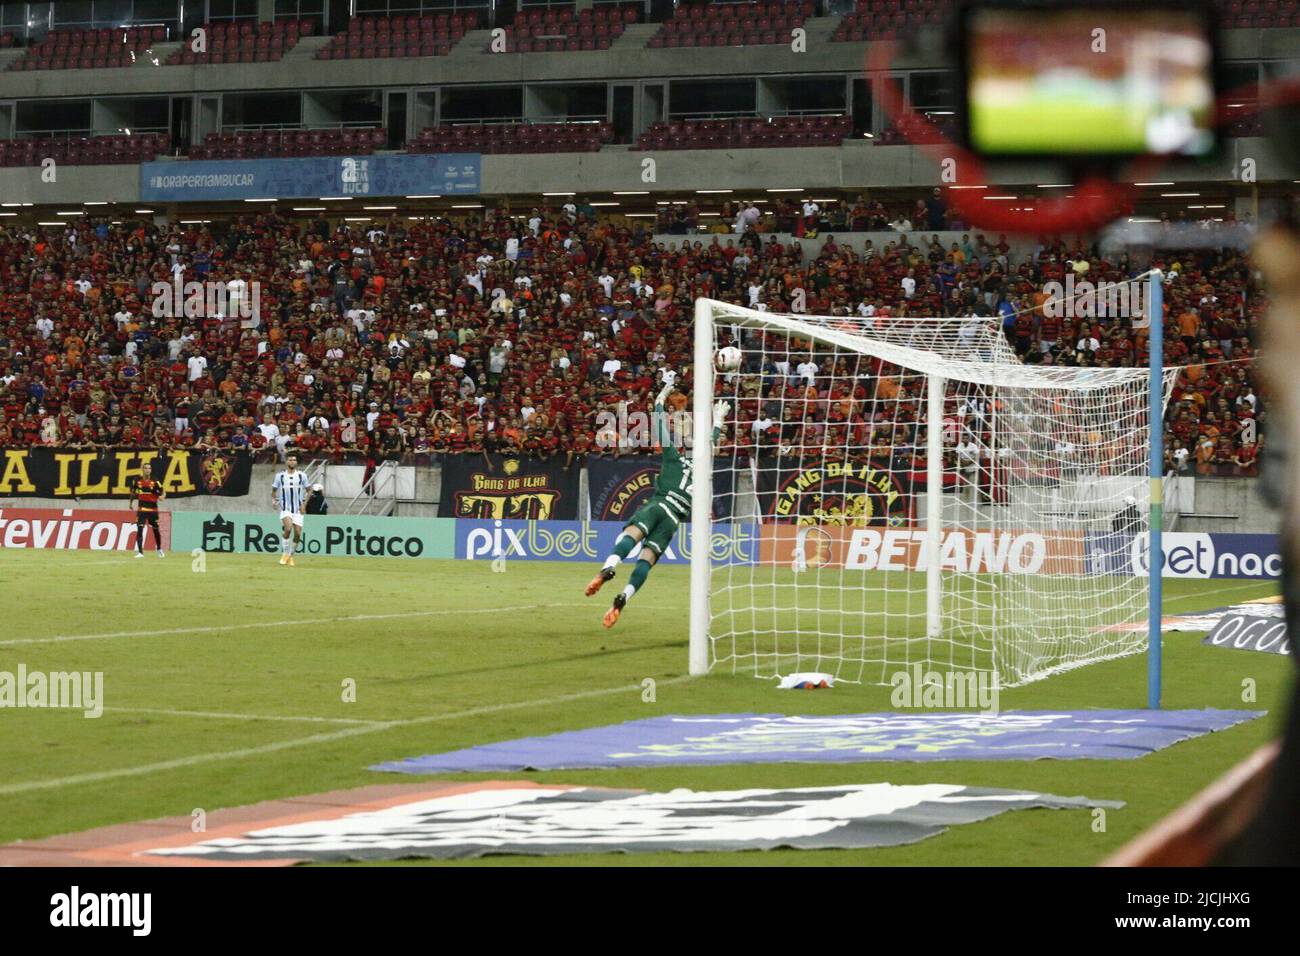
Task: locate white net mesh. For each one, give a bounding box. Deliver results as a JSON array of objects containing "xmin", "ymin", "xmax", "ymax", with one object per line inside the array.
[{"xmin": 698, "ymin": 299, "xmax": 1177, "ymax": 688}]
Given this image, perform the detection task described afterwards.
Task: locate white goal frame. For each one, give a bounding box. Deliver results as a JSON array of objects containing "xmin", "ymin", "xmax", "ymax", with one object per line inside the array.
[{"xmin": 688, "ymin": 292, "xmax": 1174, "ymax": 689}]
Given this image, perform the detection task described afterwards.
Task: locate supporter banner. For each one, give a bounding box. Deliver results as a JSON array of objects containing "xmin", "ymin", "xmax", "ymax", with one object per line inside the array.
[
  {"xmin": 1084, "ymin": 531, "xmax": 1283, "ymax": 580},
  {"xmin": 0, "ymin": 507, "xmax": 170, "ymax": 551},
  {"xmin": 0, "ymin": 448, "xmax": 252, "ymax": 499},
  {"xmin": 140, "ymin": 153, "xmax": 481, "ymax": 202},
  {"xmin": 438, "ymin": 457, "xmax": 581, "ymax": 520},
  {"xmin": 760, "ymin": 525, "xmax": 1087, "ymax": 574},
  {"xmin": 172, "ymin": 512, "xmax": 455, "ymax": 559},
  {"xmin": 586, "ymin": 454, "xmax": 739, "ymax": 522},
  {"xmin": 455, "ymin": 519, "xmax": 759, "ymax": 566},
  {"xmin": 754, "ymin": 455, "xmax": 914, "ymax": 526}
]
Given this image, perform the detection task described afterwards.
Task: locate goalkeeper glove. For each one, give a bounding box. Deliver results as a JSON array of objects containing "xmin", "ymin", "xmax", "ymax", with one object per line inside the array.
[
  {"xmin": 713, "ymin": 400, "xmax": 731, "ymax": 424},
  {"xmin": 655, "ymin": 373, "xmax": 676, "ymax": 407}
]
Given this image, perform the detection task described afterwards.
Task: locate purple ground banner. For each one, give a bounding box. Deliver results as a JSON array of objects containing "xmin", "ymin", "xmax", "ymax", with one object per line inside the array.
[{"xmin": 371, "ymin": 709, "xmax": 1262, "ymax": 773}]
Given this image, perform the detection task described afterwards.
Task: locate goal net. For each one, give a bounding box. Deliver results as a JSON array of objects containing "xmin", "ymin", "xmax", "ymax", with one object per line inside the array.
[{"xmin": 689, "ymin": 298, "xmax": 1177, "ymax": 688}]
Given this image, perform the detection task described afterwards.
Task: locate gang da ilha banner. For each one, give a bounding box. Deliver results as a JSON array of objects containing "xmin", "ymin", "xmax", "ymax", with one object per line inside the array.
[{"xmin": 0, "ymin": 448, "xmax": 253, "ymax": 498}]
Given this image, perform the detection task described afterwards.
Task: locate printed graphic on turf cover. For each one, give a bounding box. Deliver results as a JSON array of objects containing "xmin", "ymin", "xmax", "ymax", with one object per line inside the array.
[
  {"xmin": 1201, "ymin": 611, "xmax": 1292, "ymax": 656},
  {"xmin": 373, "ymin": 709, "xmax": 1261, "ymax": 772},
  {"xmin": 146, "ymin": 783, "xmax": 1123, "ymax": 861}
]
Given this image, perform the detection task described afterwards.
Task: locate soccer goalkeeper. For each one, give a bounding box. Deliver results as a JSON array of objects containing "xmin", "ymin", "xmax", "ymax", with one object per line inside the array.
[{"xmin": 585, "ymin": 371, "xmax": 729, "ymax": 628}]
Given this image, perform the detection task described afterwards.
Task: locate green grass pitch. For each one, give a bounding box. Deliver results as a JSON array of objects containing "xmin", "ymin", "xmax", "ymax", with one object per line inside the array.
[{"xmin": 0, "ymin": 548, "xmax": 1288, "ymax": 866}]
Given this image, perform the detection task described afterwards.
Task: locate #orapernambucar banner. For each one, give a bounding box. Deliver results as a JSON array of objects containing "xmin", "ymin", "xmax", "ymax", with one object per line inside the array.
[
  {"xmin": 437, "ymin": 455, "xmax": 580, "ymax": 520},
  {"xmin": 0, "ymin": 448, "xmax": 253, "ymax": 498}
]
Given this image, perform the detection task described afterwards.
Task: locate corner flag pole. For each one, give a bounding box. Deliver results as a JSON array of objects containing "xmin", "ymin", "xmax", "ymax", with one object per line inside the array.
[{"xmin": 1147, "ymin": 270, "xmax": 1164, "ymax": 709}]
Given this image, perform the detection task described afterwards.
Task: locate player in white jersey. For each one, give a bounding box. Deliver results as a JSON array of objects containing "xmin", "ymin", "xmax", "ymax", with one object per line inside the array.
[{"xmin": 271, "ymin": 452, "xmax": 309, "ymax": 566}]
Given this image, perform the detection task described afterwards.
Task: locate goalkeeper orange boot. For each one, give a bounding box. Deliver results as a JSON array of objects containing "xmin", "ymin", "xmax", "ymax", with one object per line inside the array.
[
  {"xmin": 602, "ymin": 593, "xmax": 626, "ymax": 629},
  {"xmin": 287, "ymin": 556, "xmax": 296, "ymax": 567},
  {"xmin": 279, "ymin": 554, "xmax": 289, "ymax": 566},
  {"xmin": 585, "ymin": 567, "xmax": 615, "ymax": 597}
]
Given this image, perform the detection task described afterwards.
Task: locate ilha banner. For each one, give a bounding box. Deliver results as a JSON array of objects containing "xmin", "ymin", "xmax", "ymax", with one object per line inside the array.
[
  {"xmin": 438, "ymin": 456, "xmax": 581, "ymax": 520},
  {"xmin": 754, "ymin": 456, "xmax": 916, "ymax": 527},
  {"xmin": 0, "ymin": 448, "xmax": 252, "ymax": 499}
]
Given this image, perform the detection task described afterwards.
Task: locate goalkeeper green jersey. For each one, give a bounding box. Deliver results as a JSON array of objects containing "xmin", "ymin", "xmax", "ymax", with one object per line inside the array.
[
  {"xmin": 649, "ymin": 397, "xmax": 719, "ymax": 520},
  {"xmin": 654, "ymin": 442, "xmax": 693, "ymax": 520}
]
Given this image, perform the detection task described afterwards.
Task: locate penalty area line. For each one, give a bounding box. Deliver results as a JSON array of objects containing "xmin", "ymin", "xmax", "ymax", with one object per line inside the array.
[
  {"xmin": 0, "ymin": 676, "xmax": 692, "ymax": 796},
  {"xmin": 1, "ymin": 602, "xmax": 592, "ymax": 647}
]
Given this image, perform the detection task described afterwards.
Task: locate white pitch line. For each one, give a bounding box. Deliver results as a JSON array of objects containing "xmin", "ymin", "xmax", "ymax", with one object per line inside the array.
[
  {"xmin": 0, "ymin": 724, "xmax": 388, "ymax": 797},
  {"xmin": 0, "ymin": 676, "xmax": 692, "ymax": 796},
  {"xmin": 1163, "ymin": 581, "xmax": 1280, "ymax": 606},
  {"xmin": 0, "ymin": 602, "xmax": 591, "ymax": 647},
  {"xmin": 110, "ymin": 706, "xmax": 386, "ymax": 726}
]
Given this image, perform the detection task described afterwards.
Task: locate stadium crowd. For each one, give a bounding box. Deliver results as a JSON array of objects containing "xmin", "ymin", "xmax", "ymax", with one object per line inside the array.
[{"xmin": 0, "ymin": 200, "xmax": 1264, "ymax": 478}]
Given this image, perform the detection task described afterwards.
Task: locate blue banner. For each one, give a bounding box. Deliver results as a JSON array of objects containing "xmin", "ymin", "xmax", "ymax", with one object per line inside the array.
[
  {"xmin": 372, "ymin": 709, "xmax": 1262, "ymax": 772},
  {"xmin": 140, "ymin": 153, "xmax": 481, "ymax": 201},
  {"xmin": 454, "ymin": 518, "xmax": 759, "ymax": 566},
  {"xmin": 587, "ymin": 454, "xmax": 738, "ymax": 522},
  {"xmin": 1085, "ymin": 531, "xmax": 1282, "ymax": 580}
]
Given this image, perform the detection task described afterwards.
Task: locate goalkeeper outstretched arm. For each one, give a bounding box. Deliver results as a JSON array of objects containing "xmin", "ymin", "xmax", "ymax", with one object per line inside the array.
[
  {"xmin": 653, "ymin": 375, "xmax": 727, "ymax": 459},
  {"xmin": 584, "ymin": 370, "xmax": 729, "ymax": 629}
]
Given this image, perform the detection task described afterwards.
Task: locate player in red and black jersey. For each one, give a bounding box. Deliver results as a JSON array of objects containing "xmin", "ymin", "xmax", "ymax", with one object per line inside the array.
[{"xmin": 130, "ymin": 474, "xmax": 166, "ymax": 559}]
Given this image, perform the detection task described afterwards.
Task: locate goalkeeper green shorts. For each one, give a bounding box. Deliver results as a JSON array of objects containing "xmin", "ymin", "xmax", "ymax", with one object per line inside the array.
[{"xmin": 627, "ymin": 498, "xmax": 682, "ymax": 558}]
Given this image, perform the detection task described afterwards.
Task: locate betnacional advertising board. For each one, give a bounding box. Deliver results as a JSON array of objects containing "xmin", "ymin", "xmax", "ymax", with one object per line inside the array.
[{"xmin": 1087, "ymin": 531, "xmax": 1282, "ymax": 580}]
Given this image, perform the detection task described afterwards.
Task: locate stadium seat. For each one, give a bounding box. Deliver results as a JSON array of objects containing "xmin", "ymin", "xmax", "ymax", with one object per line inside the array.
[
  {"xmin": 163, "ymin": 18, "xmax": 311, "ymax": 65},
  {"xmin": 486, "ymin": 3, "xmax": 636, "ymax": 53},
  {"xmin": 635, "ymin": 114, "xmax": 852, "ymax": 151},
  {"xmin": 316, "ymin": 13, "xmax": 471, "ymax": 59}
]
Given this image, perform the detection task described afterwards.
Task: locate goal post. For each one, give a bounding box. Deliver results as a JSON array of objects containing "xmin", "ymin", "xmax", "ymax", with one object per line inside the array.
[
  {"xmin": 926, "ymin": 372, "xmax": 945, "ymax": 645},
  {"xmin": 689, "ymin": 297, "xmax": 715, "ymax": 676},
  {"xmin": 689, "ymin": 296, "xmax": 1177, "ymax": 690},
  {"xmin": 1147, "ymin": 270, "xmax": 1165, "ymax": 709}
]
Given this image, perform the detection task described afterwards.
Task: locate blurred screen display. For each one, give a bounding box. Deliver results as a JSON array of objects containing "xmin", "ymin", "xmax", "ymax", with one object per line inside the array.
[{"xmin": 965, "ymin": 7, "xmax": 1216, "ymax": 157}]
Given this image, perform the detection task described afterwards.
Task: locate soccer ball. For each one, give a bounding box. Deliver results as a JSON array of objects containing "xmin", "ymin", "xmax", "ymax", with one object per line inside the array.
[{"xmin": 715, "ymin": 346, "xmax": 743, "ymax": 372}]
